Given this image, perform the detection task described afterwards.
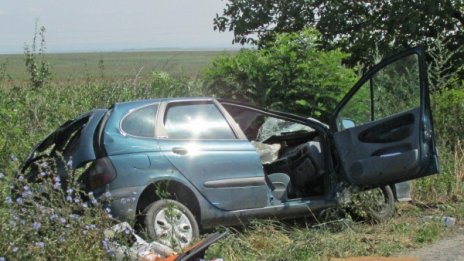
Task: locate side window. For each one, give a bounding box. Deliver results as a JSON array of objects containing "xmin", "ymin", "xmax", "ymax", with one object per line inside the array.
[
  {"xmin": 222, "ymin": 104, "xmax": 314, "ymax": 142},
  {"xmin": 336, "ymin": 53, "xmax": 420, "ymax": 130},
  {"xmin": 121, "ymin": 104, "xmax": 158, "ymax": 137},
  {"xmin": 164, "ymin": 102, "xmax": 236, "ymax": 140}
]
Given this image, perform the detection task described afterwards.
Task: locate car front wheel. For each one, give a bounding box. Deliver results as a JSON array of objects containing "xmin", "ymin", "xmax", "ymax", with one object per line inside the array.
[
  {"xmin": 363, "ymin": 186, "xmax": 395, "ymax": 222},
  {"xmin": 349, "ymin": 185, "xmax": 395, "ymax": 223},
  {"xmin": 144, "ymin": 199, "xmax": 199, "ymax": 249}
]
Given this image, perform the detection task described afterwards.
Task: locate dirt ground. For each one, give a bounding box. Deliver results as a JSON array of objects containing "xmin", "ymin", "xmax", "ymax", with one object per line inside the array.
[{"xmin": 402, "ymin": 226, "xmax": 464, "ymax": 261}]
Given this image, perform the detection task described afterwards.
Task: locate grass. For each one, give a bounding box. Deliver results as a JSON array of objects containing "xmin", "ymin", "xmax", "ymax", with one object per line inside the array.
[
  {"xmin": 205, "ymin": 201, "xmax": 463, "ymax": 260},
  {"xmin": 0, "ymin": 50, "xmax": 236, "ymax": 84}
]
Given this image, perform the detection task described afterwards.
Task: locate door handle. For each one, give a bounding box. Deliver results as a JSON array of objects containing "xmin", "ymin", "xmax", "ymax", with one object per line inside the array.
[{"xmin": 172, "ymin": 147, "xmax": 188, "ymax": 155}]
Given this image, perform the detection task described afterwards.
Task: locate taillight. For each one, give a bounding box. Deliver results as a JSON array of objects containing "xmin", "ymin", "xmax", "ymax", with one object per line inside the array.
[{"xmin": 88, "ymin": 158, "xmax": 116, "ymax": 190}]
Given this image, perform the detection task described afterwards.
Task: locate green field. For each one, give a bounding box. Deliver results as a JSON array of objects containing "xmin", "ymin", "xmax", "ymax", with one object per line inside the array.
[{"xmin": 0, "ymin": 50, "xmax": 236, "ymax": 82}]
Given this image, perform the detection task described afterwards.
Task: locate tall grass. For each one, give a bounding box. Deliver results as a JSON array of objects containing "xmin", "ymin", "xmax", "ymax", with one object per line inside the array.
[
  {"xmin": 453, "ymin": 141, "xmax": 464, "ymax": 197},
  {"xmin": 205, "ymin": 210, "xmax": 449, "ymax": 261}
]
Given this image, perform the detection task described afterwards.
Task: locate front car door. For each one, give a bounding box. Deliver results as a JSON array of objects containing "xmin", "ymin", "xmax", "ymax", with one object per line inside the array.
[
  {"xmin": 156, "ymin": 99, "xmax": 269, "ymax": 211},
  {"xmin": 331, "ymin": 47, "xmax": 439, "ymax": 187}
]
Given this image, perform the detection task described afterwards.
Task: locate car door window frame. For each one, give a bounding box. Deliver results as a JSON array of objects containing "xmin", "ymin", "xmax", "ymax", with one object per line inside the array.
[{"xmin": 330, "ymin": 47, "xmax": 429, "ymax": 132}]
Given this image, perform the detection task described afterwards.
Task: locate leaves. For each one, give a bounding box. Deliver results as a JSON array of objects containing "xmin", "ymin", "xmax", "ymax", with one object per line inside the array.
[
  {"xmin": 215, "ymin": 0, "xmax": 464, "ymax": 70},
  {"xmin": 205, "ymin": 29, "xmax": 357, "ymax": 121}
]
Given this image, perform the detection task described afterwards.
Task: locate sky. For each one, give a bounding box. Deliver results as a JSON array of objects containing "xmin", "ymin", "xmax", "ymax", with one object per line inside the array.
[{"xmin": 0, "ymin": 0, "xmax": 238, "ymax": 54}]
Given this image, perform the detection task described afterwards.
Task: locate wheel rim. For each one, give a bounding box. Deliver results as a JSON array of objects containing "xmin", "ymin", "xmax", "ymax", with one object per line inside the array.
[{"xmin": 153, "ymin": 207, "xmax": 193, "ymax": 248}]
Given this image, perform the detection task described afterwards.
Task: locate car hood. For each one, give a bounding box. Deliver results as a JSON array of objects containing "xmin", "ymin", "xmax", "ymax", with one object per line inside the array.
[{"xmin": 22, "ymin": 109, "xmax": 107, "ymax": 170}]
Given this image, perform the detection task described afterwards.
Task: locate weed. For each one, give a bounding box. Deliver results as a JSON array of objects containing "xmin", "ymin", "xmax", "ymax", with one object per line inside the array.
[
  {"xmin": 23, "ymin": 20, "xmax": 52, "ymax": 90},
  {"xmin": 0, "ymin": 59, "xmax": 12, "ymax": 85},
  {"xmin": 205, "ymin": 202, "xmax": 457, "ymax": 260},
  {"xmin": 413, "ymin": 221, "xmax": 442, "ymax": 244},
  {"xmin": 98, "ymin": 56, "xmax": 105, "ymax": 79},
  {"xmin": 0, "ymin": 162, "xmax": 127, "ymax": 260},
  {"xmin": 453, "ymin": 140, "xmax": 464, "ymax": 196}
]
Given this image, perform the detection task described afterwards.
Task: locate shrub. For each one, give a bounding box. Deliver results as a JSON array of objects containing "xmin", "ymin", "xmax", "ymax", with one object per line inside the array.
[
  {"xmin": 150, "ymin": 71, "xmax": 205, "ymax": 98},
  {"xmin": 431, "ymin": 87, "xmax": 464, "ymax": 148},
  {"xmin": 204, "ymin": 29, "xmax": 358, "ymax": 122}
]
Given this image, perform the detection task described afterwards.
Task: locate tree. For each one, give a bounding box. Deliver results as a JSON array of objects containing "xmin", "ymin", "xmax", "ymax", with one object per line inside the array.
[
  {"xmin": 214, "ymin": 0, "xmax": 464, "ymax": 68},
  {"xmin": 204, "ymin": 29, "xmax": 357, "ymax": 122}
]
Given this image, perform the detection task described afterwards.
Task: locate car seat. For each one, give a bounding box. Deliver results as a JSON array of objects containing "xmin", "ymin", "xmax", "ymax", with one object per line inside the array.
[{"xmin": 266, "ymin": 173, "xmax": 291, "ymax": 201}]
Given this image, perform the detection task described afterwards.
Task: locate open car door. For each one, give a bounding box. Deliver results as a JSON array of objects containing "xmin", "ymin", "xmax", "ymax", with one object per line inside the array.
[{"xmin": 331, "ymin": 47, "xmax": 439, "ymax": 187}]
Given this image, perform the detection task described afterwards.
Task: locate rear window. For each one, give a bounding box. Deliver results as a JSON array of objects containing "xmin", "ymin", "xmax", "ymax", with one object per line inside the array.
[{"xmin": 121, "ymin": 104, "xmax": 158, "ymax": 137}]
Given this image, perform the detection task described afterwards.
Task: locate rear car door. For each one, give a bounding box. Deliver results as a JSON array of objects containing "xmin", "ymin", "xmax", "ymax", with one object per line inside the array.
[
  {"xmin": 331, "ymin": 47, "xmax": 439, "ymax": 187},
  {"xmin": 156, "ymin": 99, "xmax": 269, "ymax": 211}
]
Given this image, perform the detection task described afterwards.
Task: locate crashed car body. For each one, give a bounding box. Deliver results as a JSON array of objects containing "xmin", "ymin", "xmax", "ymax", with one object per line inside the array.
[{"xmin": 22, "ymin": 48, "xmax": 439, "ymax": 246}]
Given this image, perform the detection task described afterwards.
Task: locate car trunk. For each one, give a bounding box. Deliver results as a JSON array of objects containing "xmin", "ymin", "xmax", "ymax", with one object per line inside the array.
[{"xmin": 22, "ymin": 109, "xmax": 108, "ymax": 174}]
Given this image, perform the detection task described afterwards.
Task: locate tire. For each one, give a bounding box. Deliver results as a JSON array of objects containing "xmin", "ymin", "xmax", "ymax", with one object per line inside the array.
[
  {"xmin": 144, "ymin": 199, "xmax": 199, "ymax": 249},
  {"xmin": 349, "ymin": 186, "xmax": 395, "ymax": 223},
  {"xmin": 365, "ymin": 186, "xmax": 395, "ymax": 222}
]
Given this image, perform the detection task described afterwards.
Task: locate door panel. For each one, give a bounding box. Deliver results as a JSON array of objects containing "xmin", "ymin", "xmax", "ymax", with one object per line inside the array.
[
  {"xmin": 331, "ymin": 48, "xmax": 439, "ymax": 187},
  {"xmin": 159, "ymin": 139, "xmax": 269, "ymax": 211},
  {"xmin": 334, "ymin": 109, "xmax": 423, "ymax": 186},
  {"xmin": 157, "ymin": 100, "xmax": 269, "ymax": 211}
]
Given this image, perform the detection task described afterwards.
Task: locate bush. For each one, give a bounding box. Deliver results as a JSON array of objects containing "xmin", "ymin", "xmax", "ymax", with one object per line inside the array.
[
  {"xmin": 431, "ymin": 87, "xmax": 464, "ymax": 148},
  {"xmin": 204, "ymin": 29, "xmax": 357, "ymax": 122},
  {"xmin": 150, "ymin": 71, "xmax": 205, "ymax": 97},
  {"xmin": 411, "ymin": 86, "xmax": 464, "ymax": 201}
]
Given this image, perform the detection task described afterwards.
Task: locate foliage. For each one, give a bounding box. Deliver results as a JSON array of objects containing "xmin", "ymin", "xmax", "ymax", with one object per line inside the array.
[
  {"xmin": 428, "ymin": 34, "xmax": 464, "ymax": 92},
  {"xmin": 337, "ymin": 53, "xmax": 420, "ymax": 127},
  {"xmin": 150, "ymin": 71, "xmax": 205, "ymax": 98},
  {"xmin": 24, "ymin": 21, "xmax": 52, "ymax": 90},
  {"xmin": 453, "ymin": 141, "xmax": 464, "ymax": 196},
  {"xmin": 214, "ymin": 0, "xmax": 319, "ymax": 46},
  {"xmin": 0, "ymin": 160, "xmax": 124, "ymax": 260},
  {"xmin": 0, "ymin": 59, "xmax": 12, "ymax": 85},
  {"xmin": 205, "ymin": 29, "xmax": 357, "ymax": 121},
  {"xmin": 432, "ymin": 87, "xmax": 464, "ymax": 147},
  {"xmin": 205, "ymin": 205, "xmax": 453, "ymax": 261},
  {"xmin": 214, "ymin": 0, "xmax": 464, "ymax": 68},
  {"xmin": 415, "ymin": 83, "xmax": 464, "ymax": 202}
]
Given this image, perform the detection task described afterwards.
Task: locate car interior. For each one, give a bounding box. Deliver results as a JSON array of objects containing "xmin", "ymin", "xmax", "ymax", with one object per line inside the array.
[{"xmin": 221, "ymin": 103, "xmax": 327, "ymax": 202}]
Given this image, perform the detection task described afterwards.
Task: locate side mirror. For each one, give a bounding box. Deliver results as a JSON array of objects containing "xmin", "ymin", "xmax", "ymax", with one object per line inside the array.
[{"xmin": 341, "ymin": 119, "xmax": 355, "ymax": 130}]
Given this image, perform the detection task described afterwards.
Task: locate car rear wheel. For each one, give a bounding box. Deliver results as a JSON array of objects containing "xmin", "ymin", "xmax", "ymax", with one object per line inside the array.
[{"xmin": 144, "ymin": 199, "xmax": 199, "ymax": 249}]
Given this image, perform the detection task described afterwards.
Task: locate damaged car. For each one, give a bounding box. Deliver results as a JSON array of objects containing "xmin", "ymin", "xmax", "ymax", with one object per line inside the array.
[{"xmin": 22, "ymin": 47, "xmax": 439, "ymax": 247}]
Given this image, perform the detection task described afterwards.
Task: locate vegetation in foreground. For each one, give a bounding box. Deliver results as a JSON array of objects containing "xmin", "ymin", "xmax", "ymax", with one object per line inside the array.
[
  {"xmin": 207, "ymin": 201, "xmax": 464, "ymax": 260},
  {"xmin": 0, "ymin": 25, "xmax": 463, "ymax": 260}
]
